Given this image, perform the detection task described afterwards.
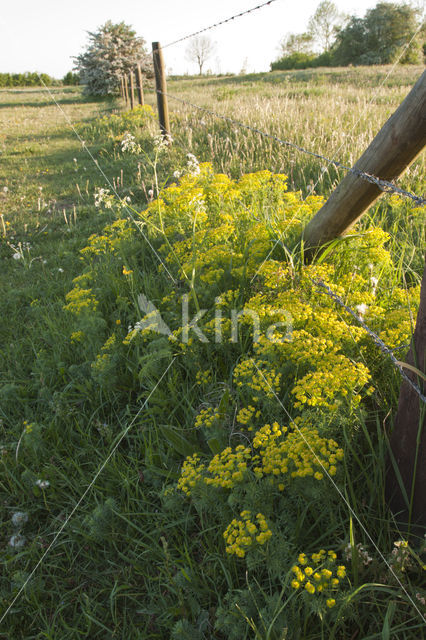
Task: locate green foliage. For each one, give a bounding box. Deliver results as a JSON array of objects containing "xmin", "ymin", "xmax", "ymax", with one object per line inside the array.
[
  {"xmin": 0, "ymin": 72, "xmax": 57, "ymax": 87},
  {"xmin": 271, "ymin": 53, "xmax": 318, "ymax": 71},
  {"xmin": 272, "ymin": 1, "xmax": 424, "ymax": 70},
  {"xmin": 333, "ymin": 2, "xmax": 423, "ymax": 65},
  {"xmin": 62, "ymin": 71, "xmax": 80, "ymax": 86}
]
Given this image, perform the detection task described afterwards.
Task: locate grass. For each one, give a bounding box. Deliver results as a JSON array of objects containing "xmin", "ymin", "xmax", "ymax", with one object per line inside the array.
[{"xmin": 0, "ymin": 67, "xmax": 425, "ymax": 639}]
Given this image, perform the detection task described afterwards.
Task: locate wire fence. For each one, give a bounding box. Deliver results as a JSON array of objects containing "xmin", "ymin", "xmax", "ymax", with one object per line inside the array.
[
  {"xmin": 156, "ymin": 89, "xmax": 426, "ymax": 206},
  {"xmin": 162, "ymin": 0, "xmax": 280, "ymax": 49}
]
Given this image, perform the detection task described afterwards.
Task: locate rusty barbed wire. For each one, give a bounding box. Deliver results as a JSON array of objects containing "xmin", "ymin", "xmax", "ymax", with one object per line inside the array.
[{"xmin": 162, "ymin": 0, "xmax": 280, "ymax": 49}]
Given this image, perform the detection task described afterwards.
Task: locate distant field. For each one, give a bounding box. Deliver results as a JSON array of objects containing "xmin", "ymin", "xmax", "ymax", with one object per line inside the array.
[{"xmin": 164, "ymin": 65, "xmax": 425, "ymax": 193}]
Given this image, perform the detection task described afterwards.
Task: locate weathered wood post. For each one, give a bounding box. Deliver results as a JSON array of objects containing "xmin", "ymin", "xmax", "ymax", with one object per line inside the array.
[
  {"xmin": 124, "ymin": 74, "xmax": 129, "ymax": 106},
  {"xmin": 129, "ymin": 71, "xmax": 135, "ymax": 109},
  {"xmin": 120, "ymin": 76, "xmax": 125, "ymax": 102},
  {"xmin": 152, "ymin": 42, "xmax": 171, "ymax": 138},
  {"xmin": 298, "ymin": 71, "xmax": 426, "ymax": 529},
  {"xmin": 302, "ymin": 70, "xmax": 426, "ymax": 255},
  {"xmin": 386, "ymin": 256, "xmax": 426, "ymax": 530},
  {"xmin": 136, "ymin": 63, "xmax": 144, "ymax": 106}
]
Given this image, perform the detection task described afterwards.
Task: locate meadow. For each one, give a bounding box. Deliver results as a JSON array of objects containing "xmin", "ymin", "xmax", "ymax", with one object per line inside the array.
[{"xmin": 0, "ymin": 66, "xmax": 425, "ymax": 639}]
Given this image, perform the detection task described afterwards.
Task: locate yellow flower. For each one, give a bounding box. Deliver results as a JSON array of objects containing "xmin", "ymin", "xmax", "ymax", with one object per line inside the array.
[
  {"xmin": 122, "ymin": 266, "xmax": 133, "ymax": 276},
  {"xmin": 326, "ymin": 598, "xmax": 336, "ymax": 608},
  {"xmin": 305, "ymin": 582, "xmax": 315, "ymax": 594}
]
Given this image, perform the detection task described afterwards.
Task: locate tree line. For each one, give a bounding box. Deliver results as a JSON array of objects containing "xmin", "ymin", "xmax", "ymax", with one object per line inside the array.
[
  {"xmin": 271, "ymin": 1, "xmax": 425, "ymax": 71},
  {"xmin": 0, "ymin": 71, "xmax": 80, "ymax": 87}
]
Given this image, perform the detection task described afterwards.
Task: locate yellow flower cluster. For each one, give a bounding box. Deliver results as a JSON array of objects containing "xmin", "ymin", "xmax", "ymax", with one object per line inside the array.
[
  {"xmin": 205, "ymin": 445, "xmax": 251, "ymax": 488},
  {"xmin": 236, "ymin": 405, "xmax": 261, "ymax": 429},
  {"xmin": 177, "ymin": 454, "xmax": 205, "ymax": 495},
  {"xmin": 291, "ymin": 549, "xmax": 347, "ymax": 606},
  {"xmin": 70, "ymin": 330, "xmax": 84, "ymax": 343},
  {"xmin": 233, "ymin": 359, "xmax": 281, "ymax": 399},
  {"xmin": 177, "ymin": 421, "xmax": 343, "ymax": 496},
  {"xmin": 194, "ymin": 406, "xmax": 222, "ymax": 429},
  {"xmin": 223, "ymin": 511, "xmax": 272, "ymax": 557},
  {"xmin": 252, "ymin": 423, "xmax": 343, "ymax": 483},
  {"xmin": 195, "ymin": 369, "xmax": 212, "ymax": 386},
  {"xmin": 291, "ymin": 357, "xmax": 371, "ymax": 409},
  {"xmin": 63, "ymin": 287, "xmax": 99, "ymax": 315}
]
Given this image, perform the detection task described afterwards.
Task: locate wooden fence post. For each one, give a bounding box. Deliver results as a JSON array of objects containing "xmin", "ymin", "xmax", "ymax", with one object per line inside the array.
[
  {"xmin": 120, "ymin": 76, "xmax": 125, "ymax": 103},
  {"xmin": 129, "ymin": 71, "xmax": 135, "ymax": 110},
  {"xmin": 152, "ymin": 42, "xmax": 171, "ymax": 138},
  {"xmin": 124, "ymin": 75, "xmax": 129, "ymax": 107},
  {"xmin": 302, "ymin": 70, "xmax": 426, "ymax": 256},
  {"xmin": 136, "ymin": 63, "xmax": 144, "ymax": 106},
  {"xmin": 386, "ymin": 254, "xmax": 426, "ymax": 530}
]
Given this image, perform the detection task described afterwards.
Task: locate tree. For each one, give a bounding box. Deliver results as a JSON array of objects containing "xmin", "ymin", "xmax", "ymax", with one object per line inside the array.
[
  {"xmin": 307, "ymin": 1, "xmax": 345, "ymax": 52},
  {"xmin": 185, "ymin": 36, "xmax": 216, "ymax": 75},
  {"xmin": 63, "ymin": 71, "xmax": 80, "ymax": 86},
  {"xmin": 73, "ymin": 21, "xmax": 152, "ymax": 96},
  {"xmin": 334, "ymin": 3, "xmax": 423, "ymax": 65},
  {"xmin": 278, "ymin": 32, "xmax": 314, "ymax": 57}
]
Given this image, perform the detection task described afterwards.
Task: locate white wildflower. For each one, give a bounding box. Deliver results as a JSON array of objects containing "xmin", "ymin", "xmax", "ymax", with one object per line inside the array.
[
  {"xmin": 58, "ymin": 268, "xmax": 64, "ymax": 273},
  {"xmin": 9, "ymin": 534, "xmax": 26, "ymax": 549},
  {"xmin": 121, "ymin": 132, "xmax": 141, "ymax": 154},
  {"xmin": 344, "ymin": 542, "xmax": 373, "ymax": 566},
  {"xmin": 356, "ymin": 303, "xmax": 368, "ymax": 320},
  {"xmin": 94, "ymin": 188, "xmax": 114, "ymax": 209},
  {"xmin": 35, "ymin": 479, "xmax": 50, "ymax": 490},
  {"xmin": 3, "ymin": 186, "xmax": 9, "ymax": 193},
  {"xmin": 186, "ymin": 153, "xmax": 200, "ymax": 176},
  {"xmin": 11, "ymin": 512, "xmax": 29, "ymax": 528},
  {"xmin": 12, "ymin": 252, "xmax": 22, "ymax": 260},
  {"xmin": 153, "ymin": 133, "xmax": 172, "ymax": 152},
  {"xmin": 173, "ymin": 170, "xmax": 182, "ymax": 179}
]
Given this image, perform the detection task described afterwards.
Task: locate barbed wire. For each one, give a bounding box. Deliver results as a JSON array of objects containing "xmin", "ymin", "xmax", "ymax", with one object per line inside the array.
[
  {"xmin": 157, "ymin": 89, "xmax": 425, "ymax": 206},
  {"xmin": 312, "ymin": 279, "xmax": 426, "ymax": 404},
  {"xmin": 308, "ymin": 19, "xmax": 426, "ymax": 197},
  {"xmin": 162, "ymin": 0, "xmax": 280, "ymax": 49}
]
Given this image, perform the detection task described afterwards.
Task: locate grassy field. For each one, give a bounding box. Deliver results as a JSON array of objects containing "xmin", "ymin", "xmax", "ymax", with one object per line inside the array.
[{"xmin": 0, "ymin": 67, "xmax": 425, "ymax": 639}]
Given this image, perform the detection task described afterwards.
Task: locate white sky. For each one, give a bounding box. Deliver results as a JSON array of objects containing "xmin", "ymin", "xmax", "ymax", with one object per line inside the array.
[{"xmin": 0, "ymin": 0, "xmax": 410, "ymax": 77}]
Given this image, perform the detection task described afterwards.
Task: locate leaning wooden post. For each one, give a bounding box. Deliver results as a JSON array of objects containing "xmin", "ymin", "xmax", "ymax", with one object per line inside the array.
[
  {"xmin": 152, "ymin": 42, "xmax": 171, "ymax": 138},
  {"xmin": 123, "ymin": 74, "xmax": 129, "ymax": 106},
  {"xmin": 120, "ymin": 76, "xmax": 125, "ymax": 103},
  {"xmin": 129, "ymin": 71, "xmax": 135, "ymax": 110},
  {"xmin": 136, "ymin": 63, "xmax": 144, "ymax": 106},
  {"xmin": 302, "ymin": 70, "xmax": 426, "ymax": 256}
]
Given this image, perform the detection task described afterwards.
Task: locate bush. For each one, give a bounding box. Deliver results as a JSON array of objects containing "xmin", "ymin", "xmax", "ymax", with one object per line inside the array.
[{"xmin": 271, "ymin": 53, "xmax": 318, "ymax": 71}]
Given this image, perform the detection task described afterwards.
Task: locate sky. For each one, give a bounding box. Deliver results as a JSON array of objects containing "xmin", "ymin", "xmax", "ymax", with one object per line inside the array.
[{"xmin": 0, "ymin": 0, "xmax": 419, "ymax": 78}]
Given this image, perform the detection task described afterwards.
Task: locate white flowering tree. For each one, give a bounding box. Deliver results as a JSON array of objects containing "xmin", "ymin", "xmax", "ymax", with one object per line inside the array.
[{"xmin": 74, "ymin": 21, "xmax": 152, "ymax": 96}]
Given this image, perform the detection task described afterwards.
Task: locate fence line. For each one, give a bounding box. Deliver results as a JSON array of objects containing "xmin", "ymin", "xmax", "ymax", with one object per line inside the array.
[
  {"xmin": 155, "ymin": 89, "xmax": 426, "ymax": 206},
  {"xmin": 162, "ymin": 0, "xmax": 279, "ymax": 49}
]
